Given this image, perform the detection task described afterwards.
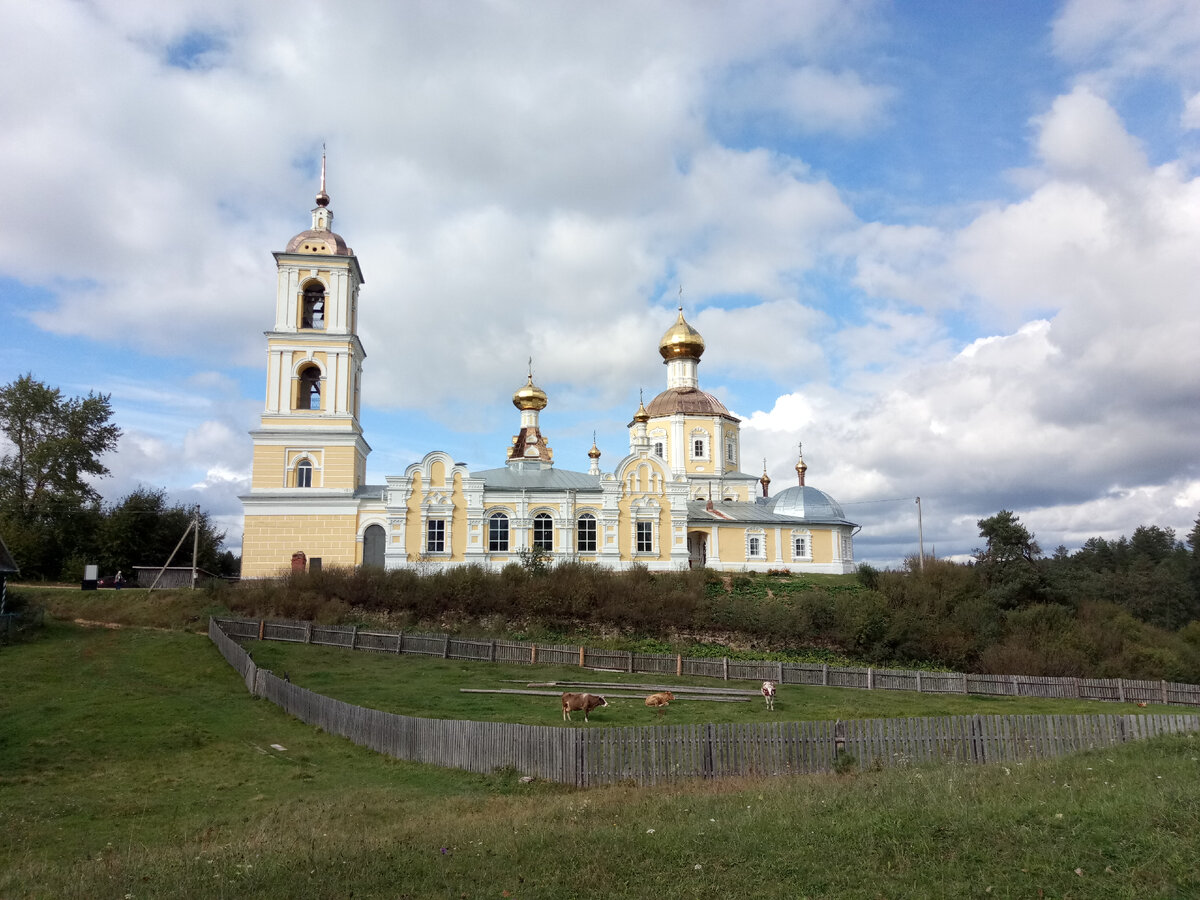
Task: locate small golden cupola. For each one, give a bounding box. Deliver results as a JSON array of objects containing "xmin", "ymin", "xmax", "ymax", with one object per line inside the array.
[
  {"xmin": 760, "ymin": 459, "xmax": 772, "ymax": 498},
  {"xmin": 795, "ymin": 443, "xmax": 808, "ymax": 487},
  {"xmin": 507, "ymin": 363, "xmax": 553, "ymax": 465},
  {"xmin": 632, "ymin": 393, "xmax": 650, "ymax": 423},
  {"xmin": 587, "ymin": 432, "xmax": 602, "ymax": 476}
]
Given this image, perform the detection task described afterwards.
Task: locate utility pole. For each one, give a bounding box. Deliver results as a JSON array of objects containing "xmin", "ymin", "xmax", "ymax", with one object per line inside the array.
[
  {"xmin": 916, "ymin": 496, "xmax": 925, "ymax": 572},
  {"xmin": 191, "ymin": 504, "xmax": 200, "ymax": 590}
]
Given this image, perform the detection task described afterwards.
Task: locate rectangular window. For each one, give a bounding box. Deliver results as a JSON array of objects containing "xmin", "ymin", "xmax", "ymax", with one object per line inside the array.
[
  {"xmin": 426, "ymin": 519, "xmax": 445, "ymax": 553},
  {"xmin": 488, "ymin": 515, "xmax": 508, "ymax": 552},
  {"xmin": 577, "ymin": 515, "xmax": 597, "ymax": 553},
  {"xmin": 636, "ymin": 521, "xmax": 653, "ymax": 553},
  {"xmin": 748, "ymin": 536, "xmax": 761, "ymax": 557},
  {"xmin": 693, "ymin": 438, "xmax": 704, "ymax": 458},
  {"xmin": 793, "ymin": 537, "xmax": 807, "ymax": 557},
  {"xmin": 726, "ymin": 443, "xmax": 735, "ymax": 463},
  {"xmin": 654, "ymin": 442, "xmax": 664, "ymax": 458},
  {"xmin": 533, "ymin": 515, "xmax": 553, "ymax": 551}
]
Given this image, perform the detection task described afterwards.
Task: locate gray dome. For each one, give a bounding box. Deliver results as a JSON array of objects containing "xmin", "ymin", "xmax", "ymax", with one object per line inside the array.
[{"xmin": 770, "ymin": 485, "xmax": 851, "ymax": 523}]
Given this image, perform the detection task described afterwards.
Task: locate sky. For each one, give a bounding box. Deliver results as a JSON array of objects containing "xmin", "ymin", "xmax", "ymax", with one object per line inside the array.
[{"xmin": 3, "ymin": 0, "xmax": 1199, "ymax": 568}]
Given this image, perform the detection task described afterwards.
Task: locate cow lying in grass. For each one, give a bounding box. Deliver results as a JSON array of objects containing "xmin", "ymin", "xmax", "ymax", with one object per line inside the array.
[
  {"xmin": 561, "ymin": 692, "xmax": 608, "ymax": 722},
  {"xmin": 762, "ymin": 681, "xmax": 777, "ymax": 710},
  {"xmin": 644, "ymin": 691, "xmax": 674, "ymax": 716}
]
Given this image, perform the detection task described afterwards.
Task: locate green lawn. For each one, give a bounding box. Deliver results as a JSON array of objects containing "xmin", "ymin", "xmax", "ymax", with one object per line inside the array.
[
  {"xmin": 3, "ymin": 620, "xmax": 1200, "ymax": 898},
  {"xmin": 244, "ymin": 635, "xmax": 1175, "ymax": 726}
]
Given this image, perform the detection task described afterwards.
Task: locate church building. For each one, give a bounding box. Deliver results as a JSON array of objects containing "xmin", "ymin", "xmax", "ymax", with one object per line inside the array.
[{"xmin": 240, "ymin": 175, "xmax": 859, "ymax": 577}]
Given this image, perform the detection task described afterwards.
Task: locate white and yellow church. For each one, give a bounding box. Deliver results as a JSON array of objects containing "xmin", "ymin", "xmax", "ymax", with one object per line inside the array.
[{"xmin": 240, "ymin": 177, "xmax": 859, "ymax": 577}]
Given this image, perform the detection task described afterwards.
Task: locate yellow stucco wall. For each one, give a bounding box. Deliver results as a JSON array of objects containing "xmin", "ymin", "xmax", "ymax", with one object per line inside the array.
[
  {"xmin": 241, "ymin": 513, "xmax": 360, "ymax": 578},
  {"xmin": 811, "ymin": 529, "xmax": 833, "ymax": 564}
]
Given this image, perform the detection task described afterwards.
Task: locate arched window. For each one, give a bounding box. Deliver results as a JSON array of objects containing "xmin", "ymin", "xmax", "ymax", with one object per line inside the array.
[
  {"xmin": 362, "ymin": 524, "xmax": 385, "ymax": 568},
  {"xmin": 488, "ymin": 512, "xmax": 509, "ymax": 552},
  {"xmin": 296, "ymin": 458, "xmax": 313, "ymax": 488},
  {"xmin": 533, "ymin": 513, "xmax": 553, "ymax": 551},
  {"xmin": 298, "ymin": 365, "xmax": 321, "ymax": 410},
  {"xmin": 577, "ymin": 513, "xmax": 596, "ymax": 553},
  {"xmin": 301, "ymin": 282, "xmax": 325, "ymax": 329},
  {"xmin": 653, "ymin": 441, "xmax": 664, "ymax": 458}
]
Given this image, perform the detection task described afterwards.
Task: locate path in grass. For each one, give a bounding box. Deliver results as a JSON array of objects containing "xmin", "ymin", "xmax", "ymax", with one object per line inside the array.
[
  {"xmin": 244, "ymin": 637, "xmax": 1174, "ymax": 727},
  {"xmin": 4, "ymin": 621, "xmax": 1200, "ymax": 898}
]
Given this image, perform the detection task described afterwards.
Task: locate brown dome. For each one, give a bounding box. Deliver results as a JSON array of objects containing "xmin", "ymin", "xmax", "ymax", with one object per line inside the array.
[
  {"xmin": 285, "ymin": 228, "xmax": 353, "ymax": 256},
  {"xmin": 645, "ymin": 387, "xmax": 738, "ymax": 420}
]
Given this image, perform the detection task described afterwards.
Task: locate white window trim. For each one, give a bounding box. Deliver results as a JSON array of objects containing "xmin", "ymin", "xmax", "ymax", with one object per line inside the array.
[
  {"xmin": 746, "ymin": 529, "xmax": 767, "ymax": 560},
  {"xmin": 791, "ymin": 529, "xmax": 813, "ymax": 561},
  {"xmin": 486, "ymin": 510, "xmax": 510, "ymax": 553},
  {"xmin": 425, "ymin": 518, "xmax": 448, "ymax": 555},
  {"xmin": 576, "ymin": 512, "xmax": 598, "ymax": 553},
  {"xmin": 633, "ymin": 519, "xmax": 656, "ymax": 555}
]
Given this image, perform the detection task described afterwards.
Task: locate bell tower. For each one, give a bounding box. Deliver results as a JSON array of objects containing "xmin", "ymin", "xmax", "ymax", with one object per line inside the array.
[{"xmin": 248, "ymin": 155, "xmax": 370, "ymax": 495}]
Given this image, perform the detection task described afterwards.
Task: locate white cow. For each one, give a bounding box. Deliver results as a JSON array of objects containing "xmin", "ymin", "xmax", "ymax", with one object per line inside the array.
[{"xmin": 761, "ymin": 681, "xmax": 777, "ymax": 710}]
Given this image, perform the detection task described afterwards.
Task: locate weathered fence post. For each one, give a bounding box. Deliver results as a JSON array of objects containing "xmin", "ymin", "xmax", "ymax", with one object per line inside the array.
[
  {"xmin": 442, "ymin": 634, "xmax": 451, "ymax": 659},
  {"xmin": 962, "ymin": 672, "xmax": 969, "ymax": 694},
  {"xmin": 490, "ymin": 640, "xmax": 497, "ymax": 662},
  {"xmin": 1070, "ymin": 677, "xmax": 1080, "ymax": 699},
  {"xmin": 350, "ymin": 625, "xmax": 358, "ymax": 650},
  {"xmin": 1117, "ymin": 678, "xmax": 1124, "ymax": 703},
  {"xmin": 722, "ymin": 657, "xmax": 729, "ymax": 680},
  {"xmin": 305, "ymin": 622, "xmax": 313, "ymax": 644},
  {"xmin": 531, "ymin": 644, "xmax": 538, "ymax": 664},
  {"xmin": 822, "ymin": 663, "xmax": 828, "ymax": 686},
  {"xmin": 397, "ymin": 631, "xmax": 404, "ymax": 654},
  {"xmin": 867, "ymin": 668, "xmax": 874, "ymax": 690},
  {"xmin": 258, "ymin": 620, "xmax": 265, "ymax": 641},
  {"xmin": 626, "ymin": 651, "xmax": 633, "ymax": 674},
  {"xmin": 1162, "ymin": 680, "xmax": 1169, "ymax": 704},
  {"xmin": 834, "ymin": 720, "xmax": 846, "ymax": 755},
  {"xmin": 676, "ymin": 654, "xmax": 683, "ymax": 677},
  {"xmin": 776, "ymin": 661, "xmax": 784, "ymax": 683},
  {"xmin": 579, "ymin": 646, "xmax": 585, "ymax": 668},
  {"xmin": 916, "ymin": 671, "xmax": 922, "ymax": 693},
  {"xmin": 1010, "ymin": 674, "xmax": 1018, "ymax": 695}
]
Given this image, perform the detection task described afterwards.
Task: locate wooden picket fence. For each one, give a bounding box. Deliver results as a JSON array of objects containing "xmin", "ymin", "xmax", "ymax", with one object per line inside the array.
[
  {"xmin": 212, "ymin": 616, "xmax": 1200, "ymax": 708},
  {"xmin": 209, "ymin": 618, "xmax": 1200, "ymax": 787}
]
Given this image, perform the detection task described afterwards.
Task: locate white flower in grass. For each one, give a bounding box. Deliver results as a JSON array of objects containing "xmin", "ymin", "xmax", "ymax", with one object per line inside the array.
[
  {"xmin": 694, "ymin": 864, "xmax": 703, "ymax": 871},
  {"xmin": 646, "ymin": 828, "xmax": 655, "ymax": 834}
]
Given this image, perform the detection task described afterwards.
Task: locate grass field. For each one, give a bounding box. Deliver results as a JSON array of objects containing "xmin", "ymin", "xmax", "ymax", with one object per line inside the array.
[
  {"xmin": 3, "ymin": 619, "xmax": 1200, "ymax": 898},
  {"xmin": 243, "ymin": 637, "xmax": 1175, "ymax": 726}
]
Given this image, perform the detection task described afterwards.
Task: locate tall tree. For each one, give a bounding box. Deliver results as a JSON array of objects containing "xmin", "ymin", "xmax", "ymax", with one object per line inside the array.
[
  {"xmin": 975, "ymin": 510, "xmax": 1046, "ymax": 609},
  {"xmin": 0, "ymin": 374, "xmax": 121, "ymax": 518},
  {"xmin": 0, "ymin": 374, "xmax": 121, "ymax": 578}
]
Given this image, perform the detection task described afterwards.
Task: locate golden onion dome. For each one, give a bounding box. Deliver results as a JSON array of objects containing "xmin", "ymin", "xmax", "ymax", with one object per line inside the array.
[
  {"xmin": 658, "ymin": 307, "xmax": 705, "ymax": 361},
  {"xmin": 633, "ymin": 395, "xmax": 650, "ymax": 423},
  {"xmin": 588, "ymin": 440, "xmax": 602, "ymax": 460},
  {"xmin": 512, "ymin": 373, "xmax": 548, "ymax": 411}
]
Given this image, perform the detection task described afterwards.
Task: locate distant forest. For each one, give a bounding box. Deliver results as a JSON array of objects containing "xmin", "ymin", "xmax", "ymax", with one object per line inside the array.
[{"xmin": 224, "ymin": 510, "xmax": 1200, "ymax": 685}]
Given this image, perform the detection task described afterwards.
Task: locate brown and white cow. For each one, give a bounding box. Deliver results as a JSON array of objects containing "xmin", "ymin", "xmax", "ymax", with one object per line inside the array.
[
  {"xmin": 644, "ymin": 691, "xmax": 674, "ymax": 715},
  {"xmin": 561, "ymin": 692, "xmax": 608, "ymax": 722},
  {"xmin": 761, "ymin": 681, "xmax": 777, "ymax": 710}
]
